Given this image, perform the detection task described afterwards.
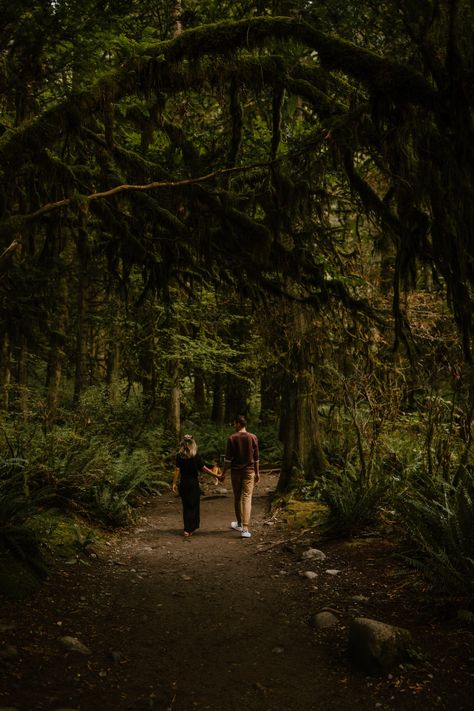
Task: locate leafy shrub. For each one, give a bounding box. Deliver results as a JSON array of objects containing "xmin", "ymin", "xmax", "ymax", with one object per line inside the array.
[
  {"xmin": 0, "ymin": 458, "xmax": 48, "ymax": 581},
  {"xmin": 0, "ymin": 418, "xmax": 170, "ymax": 530},
  {"xmin": 396, "ymin": 465, "xmax": 474, "ymax": 595},
  {"xmin": 90, "ymin": 448, "xmax": 169, "ymax": 527},
  {"xmin": 318, "ymin": 464, "xmax": 393, "ymax": 538}
]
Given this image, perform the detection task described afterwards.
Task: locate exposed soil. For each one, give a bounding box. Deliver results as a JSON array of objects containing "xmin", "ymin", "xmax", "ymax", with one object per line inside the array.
[{"xmin": 1, "ymin": 472, "xmax": 473, "ymax": 711}]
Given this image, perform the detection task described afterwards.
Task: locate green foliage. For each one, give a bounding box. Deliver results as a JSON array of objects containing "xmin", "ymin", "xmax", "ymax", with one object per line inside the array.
[
  {"xmin": 174, "ymin": 419, "xmax": 282, "ymax": 466},
  {"xmin": 254, "ymin": 422, "xmax": 283, "ymax": 464},
  {"xmin": 90, "ymin": 448, "xmax": 170, "ymax": 527},
  {"xmin": 0, "ymin": 458, "xmax": 48, "ymax": 586},
  {"xmin": 317, "ymin": 463, "xmax": 392, "ymax": 538},
  {"xmin": 0, "ymin": 416, "xmax": 170, "ymax": 532},
  {"xmin": 396, "ymin": 466, "xmax": 474, "ymax": 595},
  {"xmin": 75, "ymin": 385, "xmax": 154, "ymax": 450}
]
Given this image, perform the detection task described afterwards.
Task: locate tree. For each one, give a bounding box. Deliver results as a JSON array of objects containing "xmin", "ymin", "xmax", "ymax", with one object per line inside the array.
[{"xmin": 1, "ymin": 1, "xmax": 473, "ymax": 488}]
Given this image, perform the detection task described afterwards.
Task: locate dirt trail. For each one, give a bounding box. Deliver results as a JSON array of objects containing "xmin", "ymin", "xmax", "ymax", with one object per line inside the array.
[{"xmin": 1, "ymin": 472, "xmax": 473, "ymax": 711}]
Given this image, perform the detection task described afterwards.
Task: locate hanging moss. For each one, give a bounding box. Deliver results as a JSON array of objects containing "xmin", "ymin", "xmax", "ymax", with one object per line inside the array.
[{"xmin": 227, "ymin": 78, "xmax": 243, "ymax": 167}]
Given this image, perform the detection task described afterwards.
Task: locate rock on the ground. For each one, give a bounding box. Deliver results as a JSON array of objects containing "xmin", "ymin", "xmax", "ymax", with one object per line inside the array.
[
  {"xmin": 310, "ymin": 611, "xmax": 339, "ymax": 630},
  {"xmin": 352, "ymin": 594, "xmax": 369, "ymax": 603},
  {"xmin": 59, "ymin": 636, "xmax": 92, "ymax": 655},
  {"xmin": 301, "ymin": 548, "xmax": 326, "ymax": 562},
  {"xmin": 348, "ymin": 617, "xmax": 413, "ymax": 674},
  {"xmin": 303, "ymin": 570, "xmax": 318, "ymax": 580}
]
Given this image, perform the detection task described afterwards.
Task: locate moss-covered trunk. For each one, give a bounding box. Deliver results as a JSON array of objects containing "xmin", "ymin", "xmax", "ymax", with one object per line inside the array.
[
  {"xmin": 211, "ymin": 373, "xmax": 225, "ymax": 424},
  {"xmin": 0, "ymin": 332, "xmax": 11, "ymax": 413},
  {"xmin": 278, "ymin": 309, "xmax": 327, "ymax": 491},
  {"xmin": 46, "ymin": 273, "xmax": 69, "ymax": 414}
]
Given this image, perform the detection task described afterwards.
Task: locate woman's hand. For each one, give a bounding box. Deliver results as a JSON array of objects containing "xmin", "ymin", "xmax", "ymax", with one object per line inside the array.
[{"xmin": 172, "ymin": 482, "xmax": 178, "ymax": 494}]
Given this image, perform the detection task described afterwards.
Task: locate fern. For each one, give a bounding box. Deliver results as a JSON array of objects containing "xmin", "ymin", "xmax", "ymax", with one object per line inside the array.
[
  {"xmin": 397, "ymin": 466, "xmax": 474, "ymax": 594},
  {"xmin": 0, "ymin": 460, "xmax": 48, "ymax": 579},
  {"xmin": 319, "ymin": 463, "xmax": 392, "ymax": 538}
]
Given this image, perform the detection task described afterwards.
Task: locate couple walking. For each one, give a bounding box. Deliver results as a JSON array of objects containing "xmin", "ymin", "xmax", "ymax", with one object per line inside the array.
[{"xmin": 172, "ymin": 415, "xmax": 260, "ymax": 539}]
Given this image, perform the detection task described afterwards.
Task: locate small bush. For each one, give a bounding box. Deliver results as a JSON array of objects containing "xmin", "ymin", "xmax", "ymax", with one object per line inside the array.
[
  {"xmin": 396, "ymin": 465, "xmax": 474, "ymax": 595},
  {"xmin": 89, "ymin": 448, "xmax": 169, "ymax": 527},
  {"xmin": 0, "ymin": 459, "xmax": 48, "ymax": 584},
  {"xmin": 319, "ymin": 464, "xmax": 393, "ymax": 538}
]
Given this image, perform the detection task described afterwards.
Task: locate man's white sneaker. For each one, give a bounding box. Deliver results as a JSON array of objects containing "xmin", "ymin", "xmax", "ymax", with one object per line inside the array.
[
  {"xmin": 241, "ymin": 529, "xmax": 251, "ymax": 538},
  {"xmin": 230, "ymin": 521, "xmax": 243, "ymax": 531}
]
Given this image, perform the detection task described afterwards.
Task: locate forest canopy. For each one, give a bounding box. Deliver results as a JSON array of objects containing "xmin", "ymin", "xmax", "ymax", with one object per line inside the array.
[{"xmin": 0, "ymin": 1, "xmax": 473, "ymax": 595}]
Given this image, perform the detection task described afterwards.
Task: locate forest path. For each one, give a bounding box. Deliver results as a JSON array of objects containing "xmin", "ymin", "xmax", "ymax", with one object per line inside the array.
[{"xmin": 1, "ymin": 472, "xmax": 472, "ymax": 711}]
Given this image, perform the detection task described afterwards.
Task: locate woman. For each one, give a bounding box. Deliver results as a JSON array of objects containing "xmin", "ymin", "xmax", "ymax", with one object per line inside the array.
[{"xmin": 172, "ymin": 434, "xmax": 220, "ymax": 536}]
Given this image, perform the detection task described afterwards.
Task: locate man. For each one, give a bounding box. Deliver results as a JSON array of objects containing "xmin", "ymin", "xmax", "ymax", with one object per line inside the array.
[{"xmin": 221, "ymin": 415, "xmax": 260, "ymax": 539}]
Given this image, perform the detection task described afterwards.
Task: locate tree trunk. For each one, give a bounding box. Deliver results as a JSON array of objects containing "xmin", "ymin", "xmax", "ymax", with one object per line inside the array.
[
  {"xmin": 211, "ymin": 373, "xmax": 225, "ymax": 424},
  {"xmin": 168, "ymin": 384, "xmax": 181, "ymax": 441},
  {"xmin": 166, "ymin": 359, "xmax": 181, "ymax": 446},
  {"xmin": 278, "ymin": 309, "xmax": 328, "ymax": 491},
  {"xmin": 193, "ymin": 368, "xmax": 207, "ymax": 415},
  {"xmin": 0, "ymin": 332, "xmax": 11, "ymax": 413},
  {"xmin": 17, "ymin": 333, "xmax": 29, "ymax": 418},
  {"xmin": 260, "ymin": 366, "xmax": 282, "ymax": 421},
  {"xmin": 73, "ymin": 267, "xmax": 87, "ymax": 406},
  {"xmin": 46, "ymin": 273, "xmax": 69, "ymax": 414},
  {"xmin": 106, "ymin": 341, "xmax": 121, "ymax": 403},
  {"xmin": 171, "ymin": 0, "xmax": 183, "ymax": 37},
  {"xmin": 224, "ymin": 373, "xmax": 250, "ymax": 422},
  {"xmin": 140, "ymin": 329, "xmax": 157, "ymax": 416}
]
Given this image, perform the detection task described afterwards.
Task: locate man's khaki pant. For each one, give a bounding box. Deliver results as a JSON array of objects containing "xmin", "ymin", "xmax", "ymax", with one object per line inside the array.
[{"xmin": 231, "ymin": 469, "xmax": 255, "ymax": 528}]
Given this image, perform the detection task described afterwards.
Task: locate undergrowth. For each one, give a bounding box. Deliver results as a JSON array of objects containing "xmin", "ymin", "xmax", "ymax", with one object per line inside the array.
[{"xmin": 395, "ymin": 464, "xmax": 474, "ymax": 596}]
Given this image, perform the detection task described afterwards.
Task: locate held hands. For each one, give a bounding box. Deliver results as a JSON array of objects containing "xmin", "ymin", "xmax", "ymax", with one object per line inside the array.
[{"xmin": 211, "ymin": 466, "xmax": 224, "ymax": 482}]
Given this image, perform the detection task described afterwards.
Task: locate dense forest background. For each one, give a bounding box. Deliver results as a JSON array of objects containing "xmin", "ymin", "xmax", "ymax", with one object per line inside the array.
[{"xmin": 0, "ymin": 1, "xmax": 473, "ymax": 600}]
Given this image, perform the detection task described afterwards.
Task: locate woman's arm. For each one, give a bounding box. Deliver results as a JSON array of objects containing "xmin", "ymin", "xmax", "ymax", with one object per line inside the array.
[
  {"xmin": 201, "ymin": 464, "xmax": 223, "ymax": 479},
  {"xmin": 172, "ymin": 467, "xmax": 180, "ymax": 492}
]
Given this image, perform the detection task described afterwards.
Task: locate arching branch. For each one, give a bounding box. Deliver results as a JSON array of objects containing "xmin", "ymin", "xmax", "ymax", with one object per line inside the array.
[
  {"xmin": 0, "ymin": 162, "xmax": 271, "ymax": 273},
  {"xmin": 0, "ymin": 17, "xmax": 437, "ymax": 174}
]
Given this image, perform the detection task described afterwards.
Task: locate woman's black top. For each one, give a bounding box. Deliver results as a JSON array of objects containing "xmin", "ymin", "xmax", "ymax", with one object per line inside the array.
[{"xmin": 175, "ymin": 454, "xmax": 204, "ymax": 476}]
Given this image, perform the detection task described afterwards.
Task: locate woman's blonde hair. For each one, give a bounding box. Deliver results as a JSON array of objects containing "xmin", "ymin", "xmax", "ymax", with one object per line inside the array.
[{"xmin": 178, "ymin": 434, "xmax": 197, "ymax": 459}]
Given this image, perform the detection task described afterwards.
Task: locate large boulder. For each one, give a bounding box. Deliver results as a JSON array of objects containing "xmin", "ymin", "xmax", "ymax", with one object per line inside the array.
[{"xmin": 348, "ymin": 617, "xmax": 413, "ymax": 674}]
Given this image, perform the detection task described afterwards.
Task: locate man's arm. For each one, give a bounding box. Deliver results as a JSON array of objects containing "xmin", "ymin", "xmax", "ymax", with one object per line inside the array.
[
  {"xmin": 253, "ymin": 435, "xmax": 260, "ymax": 483},
  {"xmin": 221, "ymin": 437, "xmax": 232, "ymax": 482},
  {"xmin": 220, "ymin": 461, "xmax": 230, "ymax": 482}
]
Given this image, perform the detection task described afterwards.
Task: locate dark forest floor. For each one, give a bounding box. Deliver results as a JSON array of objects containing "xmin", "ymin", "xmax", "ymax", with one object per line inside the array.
[{"xmin": 1, "ymin": 471, "xmax": 473, "ymax": 711}]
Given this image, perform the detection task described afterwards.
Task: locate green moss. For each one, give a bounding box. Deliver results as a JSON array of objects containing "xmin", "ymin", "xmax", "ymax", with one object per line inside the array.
[
  {"xmin": 27, "ymin": 509, "xmax": 103, "ymax": 561},
  {"xmin": 281, "ymin": 499, "xmax": 328, "ymax": 528}
]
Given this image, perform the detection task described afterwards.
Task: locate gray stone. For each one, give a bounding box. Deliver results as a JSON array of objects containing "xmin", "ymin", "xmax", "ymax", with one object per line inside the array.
[
  {"xmin": 352, "ymin": 595, "xmax": 369, "ymax": 603},
  {"xmin": 311, "ymin": 611, "xmax": 338, "ymax": 630},
  {"xmin": 303, "ymin": 570, "xmax": 318, "ymax": 580},
  {"xmin": 59, "ymin": 636, "xmax": 92, "ymax": 655},
  {"xmin": 348, "ymin": 617, "xmax": 413, "ymax": 675},
  {"xmin": 301, "ymin": 548, "xmax": 326, "ymax": 562}
]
